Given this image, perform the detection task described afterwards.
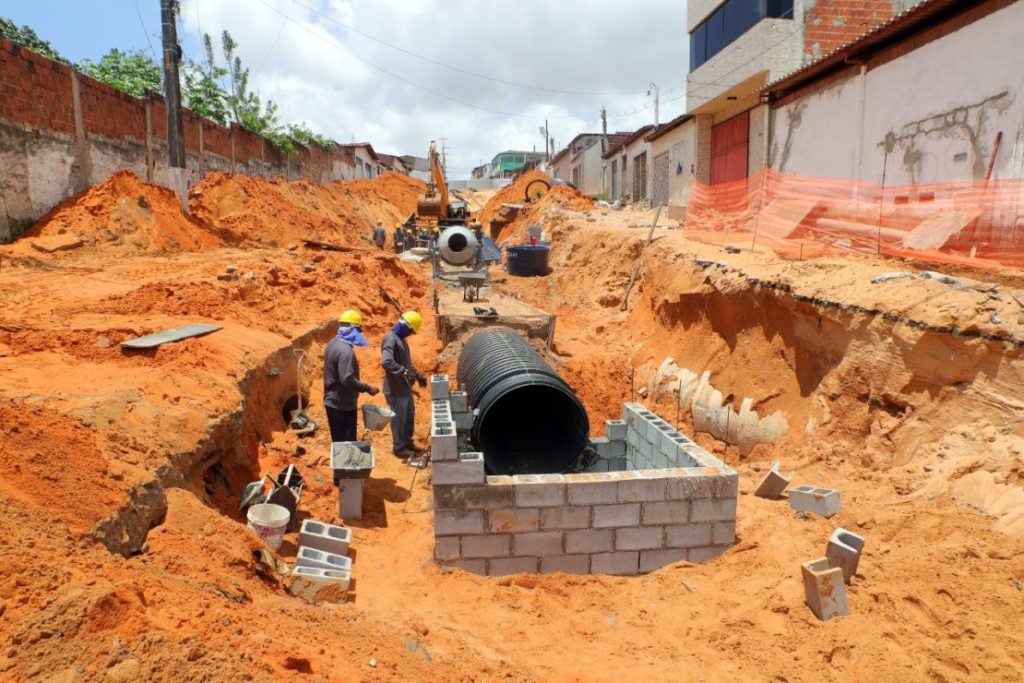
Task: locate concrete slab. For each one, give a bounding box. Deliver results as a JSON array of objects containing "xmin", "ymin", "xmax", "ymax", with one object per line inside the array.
[{"xmin": 754, "ymin": 461, "xmax": 794, "ymax": 499}]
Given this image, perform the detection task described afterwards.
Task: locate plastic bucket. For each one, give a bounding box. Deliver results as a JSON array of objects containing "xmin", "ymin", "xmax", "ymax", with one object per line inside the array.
[
  {"xmin": 362, "ymin": 404, "xmax": 396, "ymax": 431},
  {"xmin": 246, "ymin": 503, "xmax": 290, "ymax": 550}
]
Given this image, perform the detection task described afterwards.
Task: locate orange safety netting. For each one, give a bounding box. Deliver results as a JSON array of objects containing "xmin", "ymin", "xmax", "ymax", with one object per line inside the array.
[{"xmin": 684, "ymin": 168, "xmax": 1024, "ymax": 270}]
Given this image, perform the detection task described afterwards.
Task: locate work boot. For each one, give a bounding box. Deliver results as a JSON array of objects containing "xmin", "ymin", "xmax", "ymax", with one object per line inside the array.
[
  {"xmin": 410, "ymin": 443, "xmax": 428, "ymax": 453},
  {"xmin": 393, "ymin": 448, "xmax": 417, "ymax": 458}
]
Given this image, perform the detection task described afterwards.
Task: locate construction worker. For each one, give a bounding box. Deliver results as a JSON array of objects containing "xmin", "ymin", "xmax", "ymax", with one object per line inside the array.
[
  {"xmin": 323, "ymin": 309, "xmax": 380, "ymax": 442},
  {"xmin": 430, "ymin": 226, "xmax": 441, "ymax": 252},
  {"xmin": 372, "ymin": 221, "xmax": 386, "ymax": 250},
  {"xmin": 472, "ymin": 222, "xmax": 485, "ymax": 267},
  {"xmin": 393, "ymin": 224, "xmax": 406, "ymax": 254},
  {"xmin": 381, "ymin": 310, "xmax": 426, "ymax": 457}
]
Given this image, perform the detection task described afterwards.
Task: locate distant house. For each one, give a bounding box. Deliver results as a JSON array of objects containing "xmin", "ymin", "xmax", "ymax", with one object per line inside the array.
[
  {"xmin": 645, "ymin": 113, "xmax": 696, "ymax": 219},
  {"xmin": 337, "ymin": 143, "xmax": 384, "ymax": 179},
  {"xmin": 549, "ymin": 147, "xmax": 571, "ymax": 181},
  {"xmin": 400, "ymin": 155, "xmax": 431, "ymax": 182},
  {"xmin": 487, "ymin": 150, "xmax": 547, "ymax": 179},
  {"xmin": 567, "ymin": 133, "xmax": 633, "ymax": 197},
  {"xmin": 470, "ymin": 163, "xmax": 490, "ymax": 179},
  {"xmin": 377, "ymin": 153, "xmax": 409, "ymax": 175},
  {"xmin": 602, "ymin": 126, "xmax": 655, "ymax": 203}
]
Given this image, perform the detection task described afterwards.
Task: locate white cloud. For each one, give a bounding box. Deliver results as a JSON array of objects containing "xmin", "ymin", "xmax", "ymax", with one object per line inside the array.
[{"xmin": 179, "ymin": 0, "xmax": 688, "ymax": 178}]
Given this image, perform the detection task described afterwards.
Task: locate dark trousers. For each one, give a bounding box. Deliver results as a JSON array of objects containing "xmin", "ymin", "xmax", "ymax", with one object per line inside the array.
[
  {"xmin": 325, "ymin": 406, "xmax": 357, "ymax": 442},
  {"xmin": 385, "ymin": 393, "xmax": 414, "ymax": 452}
]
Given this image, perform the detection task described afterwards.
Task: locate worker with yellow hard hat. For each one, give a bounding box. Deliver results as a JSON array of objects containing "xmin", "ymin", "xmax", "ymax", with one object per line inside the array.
[
  {"xmin": 323, "ymin": 309, "xmax": 380, "ymax": 442},
  {"xmin": 380, "ymin": 310, "xmax": 426, "ymax": 458},
  {"xmin": 392, "ymin": 223, "xmax": 406, "ymax": 254}
]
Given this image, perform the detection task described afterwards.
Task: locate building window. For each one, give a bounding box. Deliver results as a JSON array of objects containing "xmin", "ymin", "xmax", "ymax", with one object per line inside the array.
[{"xmin": 689, "ymin": 0, "xmax": 794, "ymax": 72}]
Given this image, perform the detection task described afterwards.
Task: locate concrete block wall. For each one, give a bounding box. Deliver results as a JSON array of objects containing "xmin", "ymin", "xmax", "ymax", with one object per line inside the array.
[{"xmin": 430, "ymin": 392, "xmax": 738, "ymax": 576}]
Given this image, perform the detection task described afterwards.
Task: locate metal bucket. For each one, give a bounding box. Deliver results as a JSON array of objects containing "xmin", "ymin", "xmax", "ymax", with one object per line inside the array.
[{"xmin": 361, "ymin": 404, "xmax": 395, "ymax": 431}]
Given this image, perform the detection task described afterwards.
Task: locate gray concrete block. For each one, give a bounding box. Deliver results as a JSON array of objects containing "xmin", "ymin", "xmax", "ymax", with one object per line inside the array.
[
  {"xmin": 434, "ymin": 536, "xmax": 460, "ymax": 561},
  {"xmin": 430, "ymin": 423, "xmax": 458, "ymax": 462},
  {"xmin": 618, "ymin": 475, "xmax": 667, "ymax": 503},
  {"xmin": 665, "ymin": 470, "xmax": 716, "ymax": 499},
  {"xmin": 690, "ymin": 497, "xmax": 738, "ymax": 522},
  {"xmin": 540, "ymin": 506, "xmax": 591, "ymax": 530},
  {"xmin": 566, "ymin": 477, "xmax": 619, "ymax": 505},
  {"xmin": 289, "ymin": 566, "xmax": 351, "ymax": 601},
  {"xmin": 441, "ymin": 558, "xmax": 486, "ymax": 574},
  {"xmin": 513, "ymin": 531, "xmax": 563, "ymax": 557},
  {"xmin": 592, "ymin": 503, "xmax": 641, "ymax": 528},
  {"xmin": 452, "ymin": 410, "xmax": 475, "ymax": 431},
  {"xmin": 644, "ymin": 417, "xmax": 663, "ymax": 443},
  {"xmin": 802, "ymin": 557, "xmax": 849, "ymax": 621},
  {"xmin": 488, "ymin": 556, "xmax": 538, "ymax": 576},
  {"xmin": 593, "ymin": 437, "xmax": 626, "ymax": 459},
  {"xmin": 615, "ymin": 526, "xmax": 664, "ymax": 551},
  {"xmin": 298, "ymin": 519, "xmax": 351, "ymax": 557},
  {"xmin": 826, "ymin": 528, "xmax": 865, "ymax": 584},
  {"xmin": 430, "ymin": 374, "xmax": 450, "ymax": 400},
  {"xmin": 296, "ymin": 546, "xmax": 353, "ymax": 573},
  {"xmin": 449, "ymin": 391, "xmax": 468, "ymax": 413},
  {"xmin": 514, "ymin": 475, "xmax": 566, "ymax": 507},
  {"xmin": 638, "ymin": 435, "xmax": 654, "ymax": 460},
  {"xmin": 626, "ymin": 426, "xmax": 641, "ymax": 449},
  {"xmin": 591, "ymin": 551, "xmax": 639, "ymax": 576},
  {"xmin": 434, "ymin": 509, "xmax": 485, "ymax": 536},
  {"xmin": 433, "ymin": 483, "xmax": 514, "ymax": 510},
  {"xmin": 717, "ymin": 472, "xmax": 740, "ymax": 498},
  {"xmin": 565, "ymin": 528, "xmax": 614, "ymax": 554},
  {"xmin": 639, "ymin": 548, "xmax": 689, "ymax": 573},
  {"xmin": 433, "ymin": 452, "xmax": 485, "ymax": 486},
  {"xmin": 540, "ymin": 554, "xmax": 590, "ymax": 574},
  {"xmin": 754, "ymin": 461, "xmax": 794, "ymax": 499},
  {"xmin": 338, "ymin": 478, "xmax": 364, "ymax": 520},
  {"xmin": 488, "ymin": 508, "xmax": 539, "ymax": 533},
  {"xmin": 605, "ymin": 419, "xmax": 627, "ymax": 441},
  {"xmin": 712, "ymin": 521, "xmax": 736, "ymax": 546},
  {"xmin": 788, "ymin": 485, "xmax": 840, "ymax": 518},
  {"xmin": 666, "ymin": 523, "xmax": 712, "ymax": 548},
  {"xmin": 642, "ymin": 500, "xmax": 690, "ymax": 525},
  {"xmin": 461, "ymin": 534, "xmax": 510, "ymax": 559},
  {"xmin": 687, "ymin": 545, "xmax": 729, "ymax": 563}
]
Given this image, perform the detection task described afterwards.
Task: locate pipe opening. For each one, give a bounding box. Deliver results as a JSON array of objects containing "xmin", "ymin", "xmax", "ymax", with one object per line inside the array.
[{"xmin": 448, "ymin": 232, "xmax": 468, "ymax": 252}]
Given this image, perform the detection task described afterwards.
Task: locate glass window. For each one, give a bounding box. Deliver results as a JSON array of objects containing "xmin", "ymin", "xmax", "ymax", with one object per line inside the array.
[
  {"xmin": 768, "ymin": 0, "xmax": 794, "ymax": 19},
  {"xmin": 705, "ymin": 9, "xmax": 725, "ymax": 61},
  {"xmin": 690, "ymin": 22, "xmax": 706, "ymax": 70},
  {"xmin": 724, "ymin": 0, "xmax": 760, "ymax": 45},
  {"xmin": 689, "ymin": 0, "xmax": 795, "ymax": 72}
]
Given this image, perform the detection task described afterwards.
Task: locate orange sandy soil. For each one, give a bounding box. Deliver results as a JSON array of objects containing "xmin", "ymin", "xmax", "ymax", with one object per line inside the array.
[{"xmin": 0, "ymin": 171, "xmax": 1022, "ymax": 681}]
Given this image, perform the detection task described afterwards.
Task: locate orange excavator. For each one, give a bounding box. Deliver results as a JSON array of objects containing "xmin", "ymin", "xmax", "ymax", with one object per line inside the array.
[{"xmin": 407, "ymin": 140, "xmax": 468, "ymax": 231}]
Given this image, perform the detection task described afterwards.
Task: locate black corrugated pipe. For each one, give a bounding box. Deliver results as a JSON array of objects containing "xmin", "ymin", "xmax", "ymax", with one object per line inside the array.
[{"xmin": 456, "ymin": 327, "xmax": 589, "ymax": 475}]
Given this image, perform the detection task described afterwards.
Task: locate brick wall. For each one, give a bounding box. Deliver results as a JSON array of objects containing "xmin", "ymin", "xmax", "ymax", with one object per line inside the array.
[
  {"xmin": 429, "ymin": 381, "xmax": 739, "ymax": 577},
  {"xmin": 804, "ymin": 0, "xmax": 898, "ymax": 61}
]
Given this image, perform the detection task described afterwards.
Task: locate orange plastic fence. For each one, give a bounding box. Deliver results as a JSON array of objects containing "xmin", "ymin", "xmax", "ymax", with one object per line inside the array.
[{"xmin": 684, "ymin": 169, "xmax": 1024, "ymax": 270}]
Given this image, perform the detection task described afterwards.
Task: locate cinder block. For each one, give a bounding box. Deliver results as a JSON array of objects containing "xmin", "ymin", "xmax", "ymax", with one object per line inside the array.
[
  {"xmin": 788, "ymin": 485, "xmax": 841, "ymax": 518},
  {"xmin": 687, "ymin": 545, "xmax": 728, "ymax": 563},
  {"xmin": 433, "ymin": 483, "xmax": 514, "ymax": 510},
  {"xmin": 801, "ymin": 557, "xmax": 849, "ymax": 621},
  {"xmin": 566, "ymin": 476, "xmax": 619, "ymax": 505},
  {"xmin": 642, "ymin": 500, "xmax": 689, "ymax": 525},
  {"xmin": 449, "ymin": 391, "xmax": 468, "ymax": 413},
  {"xmin": 592, "ymin": 503, "xmax": 641, "ymax": 528},
  {"xmin": 296, "ymin": 546, "xmax": 353, "ymax": 573},
  {"xmin": 488, "ymin": 556, "xmax": 538, "ymax": 576},
  {"xmin": 826, "ymin": 528, "xmax": 865, "ymax": 584},
  {"xmin": 666, "ymin": 523, "xmax": 712, "ymax": 548},
  {"xmin": 289, "ymin": 566, "xmax": 351, "ymax": 601},
  {"xmin": 618, "ymin": 474, "xmax": 667, "ymax": 502},
  {"xmin": 690, "ymin": 497, "xmax": 737, "ymax": 522},
  {"xmin": 430, "ymin": 422, "xmax": 458, "ymax": 462},
  {"xmin": 626, "ymin": 426, "xmax": 641, "ymax": 449},
  {"xmin": 665, "ymin": 470, "xmax": 715, "ymax": 499},
  {"xmin": 606, "ymin": 457, "xmax": 628, "ymax": 472},
  {"xmin": 712, "ymin": 521, "xmax": 736, "ymax": 546},
  {"xmin": 434, "ymin": 509, "xmax": 485, "ymax": 536},
  {"xmin": 440, "ymin": 558, "xmax": 486, "ymax": 574},
  {"xmin": 298, "ymin": 519, "xmax": 351, "ymax": 557},
  {"xmin": 754, "ymin": 461, "xmax": 794, "ymax": 499},
  {"xmin": 514, "ymin": 475, "xmax": 566, "ymax": 507},
  {"xmin": 540, "ymin": 506, "xmax": 591, "ymax": 530},
  {"xmin": 591, "ymin": 551, "xmax": 639, "ymax": 576},
  {"xmin": 540, "ymin": 554, "xmax": 590, "ymax": 574},
  {"xmin": 461, "ymin": 534, "xmax": 510, "ymax": 559},
  {"xmin": 489, "ymin": 508, "xmax": 539, "ymax": 533},
  {"xmin": 513, "ymin": 531, "xmax": 563, "ymax": 557},
  {"xmin": 717, "ymin": 472, "xmax": 740, "ymax": 498},
  {"xmin": 430, "ymin": 374, "xmax": 450, "ymax": 400},
  {"xmin": 605, "ymin": 419, "xmax": 627, "ymax": 441},
  {"xmin": 592, "ymin": 437, "xmax": 627, "ymax": 459},
  {"xmin": 338, "ymin": 478, "xmax": 364, "ymax": 519},
  {"xmin": 565, "ymin": 528, "xmax": 614, "ymax": 554},
  {"xmin": 638, "ymin": 436, "xmax": 654, "ymax": 460},
  {"xmin": 452, "ymin": 410, "xmax": 474, "ymax": 431},
  {"xmin": 433, "ymin": 452, "xmax": 485, "ymax": 486},
  {"xmin": 615, "ymin": 526, "xmax": 664, "ymax": 551},
  {"xmin": 639, "ymin": 548, "xmax": 689, "ymax": 573},
  {"xmin": 434, "ymin": 536, "xmax": 460, "ymax": 561}
]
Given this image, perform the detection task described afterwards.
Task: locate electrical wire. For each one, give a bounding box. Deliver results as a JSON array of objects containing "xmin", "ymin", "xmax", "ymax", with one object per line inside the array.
[{"xmin": 133, "ymin": 0, "xmax": 158, "ymax": 60}]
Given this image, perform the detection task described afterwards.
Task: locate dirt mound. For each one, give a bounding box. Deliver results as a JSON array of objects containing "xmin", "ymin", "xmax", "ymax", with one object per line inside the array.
[
  {"xmin": 18, "ymin": 170, "xmax": 223, "ymax": 254},
  {"xmin": 190, "ymin": 171, "xmax": 425, "ymax": 248},
  {"xmin": 494, "ymin": 184, "xmax": 595, "ymax": 244},
  {"xmin": 478, "ymin": 169, "xmax": 555, "ymax": 226}
]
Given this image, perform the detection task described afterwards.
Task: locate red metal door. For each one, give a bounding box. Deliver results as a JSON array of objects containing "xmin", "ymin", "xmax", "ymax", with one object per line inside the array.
[{"xmin": 711, "ymin": 111, "xmax": 749, "ymax": 185}]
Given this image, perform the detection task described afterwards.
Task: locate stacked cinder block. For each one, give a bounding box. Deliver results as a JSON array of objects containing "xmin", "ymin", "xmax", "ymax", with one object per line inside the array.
[
  {"xmin": 620, "ymin": 402, "xmax": 725, "ymax": 471},
  {"xmin": 290, "ymin": 519, "xmax": 353, "ymax": 601},
  {"xmin": 588, "ymin": 419, "xmax": 628, "ymax": 472}
]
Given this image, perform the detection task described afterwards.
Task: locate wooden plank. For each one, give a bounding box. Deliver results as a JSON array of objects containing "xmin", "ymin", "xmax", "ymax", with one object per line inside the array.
[
  {"xmin": 901, "ymin": 210, "xmax": 984, "ymax": 251},
  {"xmin": 121, "ymin": 323, "xmax": 221, "ymax": 349}
]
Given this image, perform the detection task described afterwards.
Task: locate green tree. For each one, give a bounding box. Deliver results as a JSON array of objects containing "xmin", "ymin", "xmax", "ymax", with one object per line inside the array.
[
  {"xmin": 182, "ymin": 33, "xmax": 230, "ymax": 125},
  {"xmin": 221, "ymin": 30, "xmax": 280, "ymax": 138},
  {"xmin": 0, "ymin": 16, "xmax": 66, "ymax": 62},
  {"xmin": 78, "ymin": 49, "xmax": 161, "ymax": 98},
  {"xmin": 287, "ymin": 122, "xmax": 332, "ymax": 148}
]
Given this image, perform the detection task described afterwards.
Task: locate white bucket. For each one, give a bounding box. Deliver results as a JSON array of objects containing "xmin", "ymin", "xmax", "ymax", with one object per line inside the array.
[
  {"xmin": 246, "ymin": 503, "xmax": 290, "ymax": 550},
  {"xmin": 362, "ymin": 404, "xmax": 396, "ymax": 431}
]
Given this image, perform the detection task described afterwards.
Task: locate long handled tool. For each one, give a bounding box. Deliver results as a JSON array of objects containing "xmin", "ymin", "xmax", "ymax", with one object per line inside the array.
[
  {"xmin": 402, "ymin": 451, "xmax": 431, "ymax": 513},
  {"xmin": 289, "ymin": 348, "xmax": 316, "ymax": 434}
]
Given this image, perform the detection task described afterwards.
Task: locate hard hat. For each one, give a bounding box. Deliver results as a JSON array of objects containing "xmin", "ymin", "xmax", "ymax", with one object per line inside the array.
[
  {"xmin": 338, "ymin": 309, "xmax": 363, "ymax": 326},
  {"xmin": 401, "ymin": 310, "xmax": 422, "ymax": 333}
]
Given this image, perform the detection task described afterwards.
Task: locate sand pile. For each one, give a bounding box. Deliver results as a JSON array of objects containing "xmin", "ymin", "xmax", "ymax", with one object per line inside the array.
[
  {"xmin": 19, "ymin": 170, "xmax": 223, "ymax": 254},
  {"xmin": 494, "ymin": 184, "xmax": 595, "ymax": 244},
  {"xmin": 478, "ymin": 169, "xmax": 555, "ymax": 226}
]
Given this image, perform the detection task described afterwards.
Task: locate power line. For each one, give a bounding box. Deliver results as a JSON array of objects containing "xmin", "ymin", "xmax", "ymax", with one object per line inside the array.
[{"xmin": 133, "ymin": 0, "xmax": 158, "ymax": 60}]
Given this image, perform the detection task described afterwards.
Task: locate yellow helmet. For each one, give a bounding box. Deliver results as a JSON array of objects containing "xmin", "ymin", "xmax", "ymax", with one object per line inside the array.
[
  {"xmin": 338, "ymin": 309, "xmax": 363, "ymax": 326},
  {"xmin": 401, "ymin": 310, "xmax": 422, "ymax": 333}
]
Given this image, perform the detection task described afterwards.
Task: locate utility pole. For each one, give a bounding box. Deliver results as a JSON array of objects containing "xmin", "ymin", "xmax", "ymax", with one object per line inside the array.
[
  {"xmin": 160, "ymin": 0, "xmax": 186, "ymax": 208},
  {"xmin": 600, "ymin": 106, "xmax": 608, "ymax": 154},
  {"xmin": 439, "ymin": 137, "xmax": 448, "ymax": 175},
  {"xmin": 545, "ymin": 119, "xmax": 550, "ymax": 161},
  {"xmin": 648, "ymin": 82, "xmax": 660, "ymax": 126}
]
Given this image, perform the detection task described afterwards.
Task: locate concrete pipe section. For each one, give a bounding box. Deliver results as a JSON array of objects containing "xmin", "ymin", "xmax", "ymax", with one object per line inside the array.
[
  {"xmin": 438, "ymin": 226, "xmax": 479, "ymax": 266},
  {"xmin": 456, "ymin": 327, "xmax": 589, "ymax": 475}
]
